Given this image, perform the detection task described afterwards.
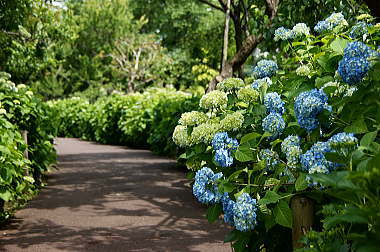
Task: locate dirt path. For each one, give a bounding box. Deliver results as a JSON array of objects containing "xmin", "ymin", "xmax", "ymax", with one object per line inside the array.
[{"xmin": 0, "ymin": 138, "xmax": 230, "ymax": 252}]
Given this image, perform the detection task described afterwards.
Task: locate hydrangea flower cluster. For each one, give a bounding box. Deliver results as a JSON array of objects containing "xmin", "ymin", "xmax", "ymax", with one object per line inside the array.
[
  {"xmin": 199, "ymin": 90, "xmax": 228, "ymax": 110},
  {"xmin": 328, "ymin": 132, "xmax": 358, "ymax": 154},
  {"xmin": 338, "ymin": 41, "xmax": 377, "ymax": 85},
  {"xmin": 314, "ymin": 12, "xmax": 348, "ymax": 33},
  {"xmin": 217, "ymin": 78, "xmax": 245, "ymax": 91},
  {"xmin": 259, "ymin": 149, "xmax": 280, "ymax": 170},
  {"xmin": 262, "ymin": 112, "xmax": 286, "ymax": 139},
  {"xmin": 212, "ymin": 132, "xmax": 238, "ymax": 167},
  {"xmin": 296, "ymin": 65, "xmax": 311, "ymax": 77},
  {"xmin": 237, "ymin": 86, "xmax": 259, "ymax": 103},
  {"xmin": 172, "ymin": 125, "xmax": 190, "ymax": 147},
  {"xmin": 321, "ymin": 81, "xmax": 357, "ymax": 97},
  {"xmin": 222, "ymin": 193, "xmax": 235, "ymax": 225},
  {"xmin": 349, "ymin": 21, "xmax": 372, "ymax": 38},
  {"xmin": 193, "ymin": 167, "xmax": 223, "ymax": 204},
  {"xmin": 292, "ymin": 23, "xmax": 310, "ymax": 37},
  {"xmin": 281, "ymin": 135, "xmax": 302, "ymax": 169},
  {"xmin": 232, "ymin": 193, "xmax": 258, "ymax": 232},
  {"xmin": 178, "ymin": 111, "xmax": 208, "ymax": 126},
  {"xmin": 191, "ymin": 123, "xmax": 220, "ymax": 145},
  {"xmin": 274, "ymin": 27, "xmax": 295, "ymax": 41},
  {"xmin": 253, "ymin": 60, "xmax": 278, "ymax": 78},
  {"xmin": 264, "ymin": 92, "xmax": 285, "ymax": 114},
  {"xmin": 251, "ymin": 77, "xmax": 272, "ymax": 90},
  {"xmin": 294, "ymin": 89, "xmax": 331, "ymax": 132},
  {"xmin": 300, "ymin": 141, "xmax": 334, "ymax": 173},
  {"xmin": 220, "ymin": 111, "xmax": 244, "ymax": 132}
]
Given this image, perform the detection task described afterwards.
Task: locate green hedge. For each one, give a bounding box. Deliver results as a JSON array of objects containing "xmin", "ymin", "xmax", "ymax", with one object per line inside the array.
[{"xmin": 49, "ymin": 88, "xmax": 200, "ymax": 157}]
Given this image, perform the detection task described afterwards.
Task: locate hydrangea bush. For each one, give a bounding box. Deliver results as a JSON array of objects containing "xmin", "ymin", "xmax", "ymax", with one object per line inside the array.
[{"xmin": 174, "ymin": 13, "xmax": 380, "ymax": 251}]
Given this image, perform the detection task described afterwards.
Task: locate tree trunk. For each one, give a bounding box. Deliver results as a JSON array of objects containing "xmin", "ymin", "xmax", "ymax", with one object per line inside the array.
[
  {"xmin": 291, "ymin": 196, "xmax": 314, "ymax": 249},
  {"xmin": 207, "ymin": 34, "xmax": 262, "ymax": 92},
  {"xmin": 221, "ymin": 0, "xmax": 231, "ymax": 70}
]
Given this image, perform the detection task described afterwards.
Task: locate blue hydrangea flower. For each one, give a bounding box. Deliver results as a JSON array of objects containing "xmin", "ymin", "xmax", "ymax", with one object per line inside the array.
[
  {"xmin": 214, "ymin": 148, "xmax": 234, "ymax": 167},
  {"xmin": 350, "ymin": 22, "xmax": 372, "ymax": 38},
  {"xmin": 233, "ymin": 193, "xmax": 258, "ymax": 232},
  {"xmin": 314, "ymin": 20, "xmax": 331, "ymax": 33},
  {"xmin": 328, "ymin": 132, "xmax": 358, "ymax": 153},
  {"xmin": 294, "ymin": 89, "xmax": 331, "ymax": 132},
  {"xmin": 259, "ymin": 149, "xmax": 280, "ymax": 170},
  {"xmin": 344, "ymin": 41, "xmax": 377, "ymax": 59},
  {"xmin": 300, "ymin": 141, "xmax": 335, "ymax": 172},
  {"xmin": 222, "ymin": 193, "xmax": 235, "ymax": 226},
  {"xmin": 262, "ymin": 112, "xmax": 285, "ymax": 139},
  {"xmin": 264, "ymin": 92, "xmax": 285, "ymax": 115},
  {"xmin": 274, "ymin": 27, "xmax": 295, "ymax": 41},
  {"xmin": 253, "ymin": 60, "xmax": 278, "ymax": 78},
  {"xmin": 212, "ymin": 132, "xmax": 229, "ymax": 150},
  {"xmin": 281, "ymin": 135, "xmax": 301, "ymax": 153},
  {"xmin": 338, "ymin": 56, "xmax": 370, "ymax": 85},
  {"xmin": 251, "ymin": 77, "xmax": 272, "ymax": 90},
  {"xmin": 193, "ymin": 167, "xmax": 223, "ymax": 204}
]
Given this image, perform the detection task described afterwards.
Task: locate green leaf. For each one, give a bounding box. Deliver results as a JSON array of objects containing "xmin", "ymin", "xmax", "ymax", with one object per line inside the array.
[
  {"xmin": 360, "ymin": 131, "xmax": 377, "ymax": 148},
  {"xmin": 344, "ymin": 119, "xmax": 368, "ymax": 134},
  {"xmin": 235, "ymin": 143, "xmax": 255, "ymax": 162},
  {"xmin": 315, "ymin": 76, "xmax": 334, "ymax": 88},
  {"xmin": 274, "ymin": 200, "xmax": 292, "ymax": 228},
  {"xmin": 330, "ymin": 38, "xmax": 349, "ymax": 55},
  {"xmin": 206, "ymin": 204, "xmax": 222, "ymax": 223},
  {"xmin": 295, "ymin": 173, "xmax": 308, "ymax": 191},
  {"xmin": 258, "ymin": 191, "xmax": 281, "ymax": 205},
  {"xmin": 186, "ymin": 171, "xmax": 195, "ymax": 180},
  {"xmin": 0, "ymin": 189, "xmax": 12, "ymax": 201},
  {"xmin": 240, "ymin": 132, "xmax": 261, "ymax": 144}
]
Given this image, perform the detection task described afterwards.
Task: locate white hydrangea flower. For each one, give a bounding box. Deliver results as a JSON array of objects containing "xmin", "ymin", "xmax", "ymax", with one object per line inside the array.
[
  {"xmin": 326, "ymin": 12, "xmax": 348, "ymax": 27},
  {"xmin": 179, "ymin": 111, "xmax": 208, "ymax": 126},
  {"xmin": 172, "ymin": 125, "xmax": 191, "ymax": 147},
  {"xmin": 17, "ymin": 84, "xmax": 27, "ymax": 89},
  {"xmin": 190, "ymin": 123, "xmax": 220, "ymax": 145},
  {"xmin": 0, "ymin": 108, "xmax": 6, "ymax": 115},
  {"xmin": 25, "ymin": 91, "xmax": 34, "ymax": 97},
  {"xmin": 292, "ymin": 23, "xmax": 310, "ymax": 36},
  {"xmin": 220, "ymin": 111, "xmax": 244, "ymax": 131},
  {"xmin": 199, "ymin": 90, "xmax": 228, "ymax": 111},
  {"xmin": 216, "ymin": 78, "xmax": 245, "ymax": 91},
  {"xmin": 237, "ymin": 86, "xmax": 259, "ymax": 103},
  {"xmin": 296, "ymin": 65, "xmax": 311, "ymax": 76}
]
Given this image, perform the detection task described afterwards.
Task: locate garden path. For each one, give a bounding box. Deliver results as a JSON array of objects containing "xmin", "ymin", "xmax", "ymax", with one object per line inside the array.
[{"xmin": 0, "ymin": 138, "xmax": 230, "ymax": 252}]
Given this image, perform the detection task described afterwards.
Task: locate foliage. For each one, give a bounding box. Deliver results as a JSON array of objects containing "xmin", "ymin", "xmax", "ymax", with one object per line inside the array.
[
  {"xmin": 0, "ymin": 72, "xmax": 56, "ymax": 221},
  {"xmin": 49, "ymin": 88, "xmax": 200, "ymax": 157},
  {"xmin": 173, "ymin": 12, "xmax": 380, "ymax": 251}
]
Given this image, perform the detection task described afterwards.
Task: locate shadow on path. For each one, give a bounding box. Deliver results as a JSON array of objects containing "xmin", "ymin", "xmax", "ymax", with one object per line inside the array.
[{"xmin": 0, "ymin": 138, "xmax": 230, "ymax": 252}]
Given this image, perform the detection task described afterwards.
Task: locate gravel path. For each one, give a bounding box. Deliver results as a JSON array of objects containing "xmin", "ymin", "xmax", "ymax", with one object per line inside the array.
[{"xmin": 0, "ymin": 138, "xmax": 230, "ymax": 252}]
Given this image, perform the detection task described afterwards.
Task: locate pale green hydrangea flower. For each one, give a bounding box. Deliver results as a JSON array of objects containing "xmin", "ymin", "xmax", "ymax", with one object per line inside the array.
[
  {"xmin": 0, "ymin": 108, "xmax": 6, "ymax": 115},
  {"xmin": 220, "ymin": 111, "xmax": 244, "ymax": 131},
  {"xmin": 172, "ymin": 125, "xmax": 191, "ymax": 147},
  {"xmin": 179, "ymin": 111, "xmax": 208, "ymax": 126},
  {"xmin": 292, "ymin": 23, "xmax": 310, "ymax": 36},
  {"xmin": 25, "ymin": 91, "xmax": 33, "ymax": 97},
  {"xmin": 321, "ymin": 81, "xmax": 357, "ymax": 97},
  {"xmin": 326, "ymin": 12, "xmax": 348, "ymax": 27},
  {"xmin": 296, "ymin": 65, "xmax": 311, "ymax": 76},
  {"xmin": 199, "ymin": 90, "xmax": 228, "ymax": 110},
  {"xmin": 217, "ymin": 78, "xmax": 245, "ymax": 91},
  {"xmin": 237, "ymin": 86, "xmax": 259, "ymax": 103},
  {"xmin": 186, "ymin": 159, "xmax": 206, "ymax": 171},
  {"xmin": 356, "ymin": 14, "xmax": 372, "ymax": 21},
  {"xmin": 17, "ymin": 84, "xmax": 27, "ymax": 89},
  {"xmin": 190, "ymin": 123, "xmax": 220, "ymax": 145}
]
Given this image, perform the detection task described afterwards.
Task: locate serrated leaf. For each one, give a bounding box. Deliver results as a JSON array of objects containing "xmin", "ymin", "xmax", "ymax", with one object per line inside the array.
[
  {"xmin": 295, "ymin": 173, "xmax": 308, "ymax": 191},
  {"xmin": 344, "ymin": 119, "xmax": 368, "ymax": 134},
  {"xmin": 360, "ymin": 131, "xmax": 377, "ymax": 148},
  {"xmin": 240, "ymin": 132, "xmax": 261, "ymax": 144},
  {"xmin": 258, "ymin": 191, "xmax": 281, "ymax": 205},
  {"xmin": 274, "ymin": 200, "xmax": 292, "ymax": 228},
  {"xmin": 330, "ymin": 38, "xmax": 349, "ymax": 55}
]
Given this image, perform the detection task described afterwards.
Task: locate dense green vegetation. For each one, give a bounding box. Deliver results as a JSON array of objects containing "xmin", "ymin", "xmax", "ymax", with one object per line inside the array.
[{"xmin": 1, "ymin": 0, "xmax": 379, "ymax": 251}]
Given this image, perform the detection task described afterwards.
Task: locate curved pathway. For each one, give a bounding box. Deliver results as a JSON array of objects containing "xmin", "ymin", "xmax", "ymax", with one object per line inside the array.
[{"xmin": 0, "ymin": 138, "xmax": 230, "ymax": 252}]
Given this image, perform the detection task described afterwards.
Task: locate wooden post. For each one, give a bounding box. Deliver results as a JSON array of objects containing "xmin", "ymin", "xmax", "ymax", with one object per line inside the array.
[
  {"xmin": 291, "ymin": 196, "xmax": 314, "ymax": 249},
  {"xmin": 21, "ymin": 130, "xmax": 29, "ymax": 175}
]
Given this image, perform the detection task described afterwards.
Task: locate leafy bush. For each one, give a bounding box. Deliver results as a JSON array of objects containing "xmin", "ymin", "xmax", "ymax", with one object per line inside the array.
[
  {"xmin": 173, "ymin": 13, "xmax": 380, "ymax": 251},
  {"xmin": 50, "ymin": 88, "xmax": 199, "ymax": 156},
  {"xmin": 0, "ymin": 72, "xmax": 56, "ymax": 221}
]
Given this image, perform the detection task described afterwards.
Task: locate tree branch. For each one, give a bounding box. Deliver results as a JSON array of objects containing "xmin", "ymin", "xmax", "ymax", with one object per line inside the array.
[{"xmin": 197, "ymin": 0, "xmax": 224, "ymax": 12}]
